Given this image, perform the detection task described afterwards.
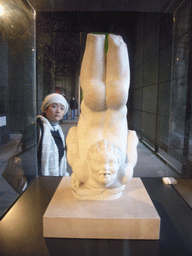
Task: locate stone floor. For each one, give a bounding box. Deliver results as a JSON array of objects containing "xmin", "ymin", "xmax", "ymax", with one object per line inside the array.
[
  {"xmin": 134, "ymin": 142, "xmax": 180, "ymax": 178},
  {"xmin": 0, "ymin": 117, "xmax": 191, "ymax": 217}
]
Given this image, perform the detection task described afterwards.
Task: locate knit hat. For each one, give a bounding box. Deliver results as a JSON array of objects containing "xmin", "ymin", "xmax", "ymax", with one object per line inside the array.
[{"xmin": 41, "ymin": 93, "xmax": 68, "ymax": 115}]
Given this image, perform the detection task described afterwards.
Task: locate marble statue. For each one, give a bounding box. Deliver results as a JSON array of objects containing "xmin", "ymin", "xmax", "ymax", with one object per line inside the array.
[{"xmin": 66, "ymin": 33, "xmax": 138, "ymax": 200}]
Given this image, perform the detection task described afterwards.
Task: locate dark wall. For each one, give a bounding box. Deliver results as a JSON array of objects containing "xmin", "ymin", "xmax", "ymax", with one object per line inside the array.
[
  {"xmin": 0, "ymin": 0, "xmax": 36, "ymax": 141},
  {"xmin": 129, "ymin": 12, "xmax": 173, "ymax": 149},
  {"xmin": 0, "ymin": 37, "xmax": 9, "ymax": 145},
  {"xmin": 129, "ymin": 0, "xmax": 192, "ymax": 176}
]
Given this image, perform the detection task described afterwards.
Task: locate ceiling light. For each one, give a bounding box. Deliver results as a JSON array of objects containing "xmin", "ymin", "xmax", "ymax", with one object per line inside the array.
[{"xmin": 0, "ymin": 5, "xmax": 5, "ymax": 16}]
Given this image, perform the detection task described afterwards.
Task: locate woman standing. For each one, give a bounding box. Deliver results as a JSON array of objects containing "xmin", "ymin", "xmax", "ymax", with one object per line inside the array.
[{"xmin": 37, "ymin": 93, "xmax": 69, "ymax": 176}]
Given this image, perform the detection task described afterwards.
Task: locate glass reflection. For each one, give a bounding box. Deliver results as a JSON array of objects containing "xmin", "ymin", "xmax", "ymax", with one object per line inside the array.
[{"xmin": 0, "ymin": 0, "xmax": 35, "ymax": 218}]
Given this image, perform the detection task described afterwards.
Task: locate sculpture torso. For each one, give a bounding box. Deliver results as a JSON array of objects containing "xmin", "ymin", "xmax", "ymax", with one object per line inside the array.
[{"xmin": 76, "ymin": 101, "xmax": 128, "ymax": 164}]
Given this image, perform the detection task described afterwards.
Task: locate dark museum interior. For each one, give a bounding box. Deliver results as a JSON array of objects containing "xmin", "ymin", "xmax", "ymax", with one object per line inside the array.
[{"xmin": 0, "ymin": 0, "xmax": 192, "ymax": 255}]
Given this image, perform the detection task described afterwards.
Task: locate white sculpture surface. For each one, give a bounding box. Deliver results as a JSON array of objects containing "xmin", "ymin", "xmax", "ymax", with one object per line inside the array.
[{"xmin": 66, "ymin": 33, "xmax": 138, "ymax": 200}]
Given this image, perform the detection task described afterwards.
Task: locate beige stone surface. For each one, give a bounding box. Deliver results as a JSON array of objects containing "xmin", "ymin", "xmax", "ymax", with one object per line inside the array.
[
  {"xmin": 66, "ymin": 34, "xmax": 139, "ymax": 199},
  {"xmin": 43, "ymin": 177, "xmax": 160, "ymax": 239}
]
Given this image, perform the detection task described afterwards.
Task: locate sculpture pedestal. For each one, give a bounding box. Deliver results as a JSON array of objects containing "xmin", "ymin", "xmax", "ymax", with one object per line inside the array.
[{"xmin": 43, "ymin": 177, "xmax": 160, "ymax": 239}]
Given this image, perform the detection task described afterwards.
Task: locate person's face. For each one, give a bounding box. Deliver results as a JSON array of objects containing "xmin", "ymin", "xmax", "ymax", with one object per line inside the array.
[
  {"xmin": 44, "ymin": 103, "xmax": 65, "ymax": 122},
  {"xmin": 90, "ymin": 151, "xmax": 119, "ymax": 187}
]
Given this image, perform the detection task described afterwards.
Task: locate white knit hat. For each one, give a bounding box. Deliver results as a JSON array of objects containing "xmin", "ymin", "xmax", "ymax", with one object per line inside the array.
[{"xmin": 41, "ymin": 93, "xmax": 68, "ymax": 115}]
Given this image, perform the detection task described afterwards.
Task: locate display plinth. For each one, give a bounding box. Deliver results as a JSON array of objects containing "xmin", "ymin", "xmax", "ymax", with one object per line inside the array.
[{"xmin": 43, "ymin": 177, "xmax": 160, "ymax": 239}]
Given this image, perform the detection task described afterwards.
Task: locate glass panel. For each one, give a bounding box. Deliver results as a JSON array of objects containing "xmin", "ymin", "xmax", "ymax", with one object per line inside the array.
[
  {"xmin": 169, "ymin": 0, "xmax": 192, "ymax": 177},
  {"xmin": 36, "ymin": 10, "xmax": 192, "ymax": 180},
  {"xmin": 130, "ymin": 5, "xmax": 192, "ymax": 179},
  {"xmin": 1, "ymin": 5, "xmax": 191, "ymax": 219},
  {"xmin": 0, "ymin": 0, "xmax": 36, "ymax": 218}
]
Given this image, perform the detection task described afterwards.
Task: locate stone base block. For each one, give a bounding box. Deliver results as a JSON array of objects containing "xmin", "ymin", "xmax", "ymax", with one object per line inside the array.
[{"xmin": 43, "ymin": 177, "xmax": 160, "ymax": 239}]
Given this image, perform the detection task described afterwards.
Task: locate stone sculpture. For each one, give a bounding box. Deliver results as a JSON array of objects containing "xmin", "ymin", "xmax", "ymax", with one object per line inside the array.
[{"xmin": 66, "ymin": 33, "xmax": 138, "ymax": 200}]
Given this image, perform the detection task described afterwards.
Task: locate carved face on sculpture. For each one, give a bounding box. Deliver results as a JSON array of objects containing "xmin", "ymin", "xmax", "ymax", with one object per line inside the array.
[{"xmin": 87, "ymin": 140, "xmax": 123, "ymax": 188}]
